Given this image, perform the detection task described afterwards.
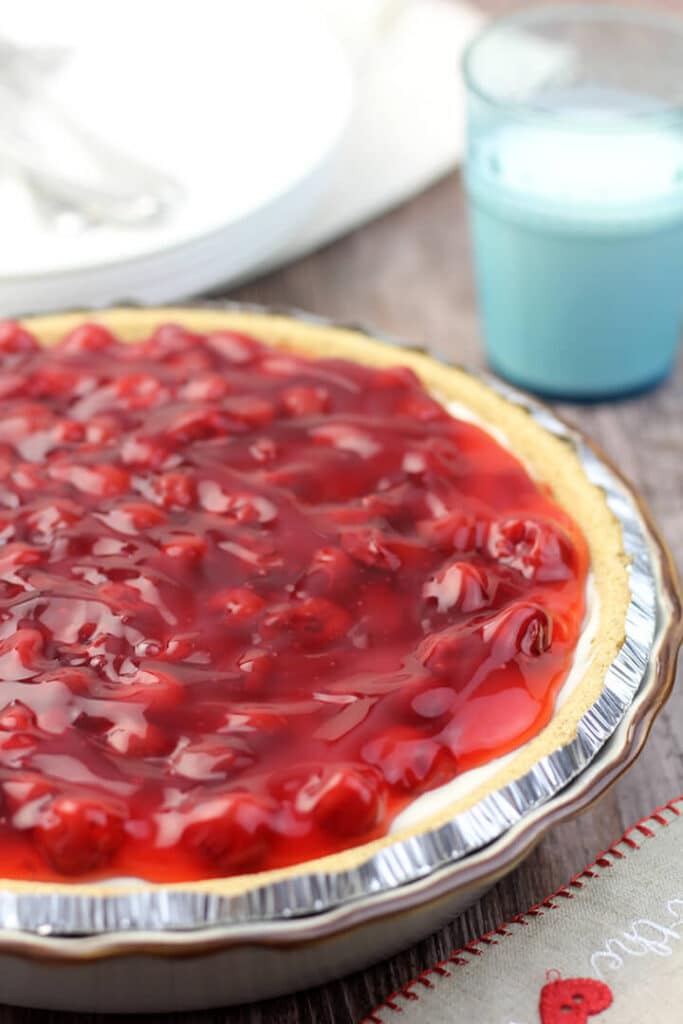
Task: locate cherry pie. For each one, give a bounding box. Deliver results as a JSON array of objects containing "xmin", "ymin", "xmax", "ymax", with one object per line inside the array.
[{"xmin": 0, "ymin": 309, "xmax": 629, "ymax": 885}]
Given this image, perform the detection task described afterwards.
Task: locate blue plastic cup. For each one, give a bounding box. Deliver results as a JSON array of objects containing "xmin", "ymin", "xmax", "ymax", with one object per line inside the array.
[{"xmin": 462, "ymin": 5, "xmax": 683, "ymax": 400}]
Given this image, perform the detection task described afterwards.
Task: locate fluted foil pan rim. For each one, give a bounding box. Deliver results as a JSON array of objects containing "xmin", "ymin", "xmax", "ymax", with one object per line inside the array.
[{"xmin": 0, "ymin": 305, "xmax": 669, "ymax": 938}]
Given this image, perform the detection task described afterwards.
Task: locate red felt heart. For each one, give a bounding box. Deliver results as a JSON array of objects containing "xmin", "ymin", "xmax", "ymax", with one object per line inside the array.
[{"xmin": 539, "ymin": 977, "xmax": 613, "ymax": 1024}]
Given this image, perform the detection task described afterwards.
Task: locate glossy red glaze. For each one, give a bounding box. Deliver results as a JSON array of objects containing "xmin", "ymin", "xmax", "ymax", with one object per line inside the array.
[{"xmin": 0, "ymin": 321, "xmax": 588, "ymax": 881}]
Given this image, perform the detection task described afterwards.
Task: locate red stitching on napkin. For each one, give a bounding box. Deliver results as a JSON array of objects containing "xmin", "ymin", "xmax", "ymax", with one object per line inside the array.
[{"xmin": 360, "ymin": 797, "xmax": 683, "ymax": 1023}]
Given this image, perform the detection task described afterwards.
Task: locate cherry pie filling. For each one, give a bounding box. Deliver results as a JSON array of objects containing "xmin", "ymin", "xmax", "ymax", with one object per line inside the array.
[{"xmin": 0, "ymin": 321, "xmax": 588, "ymax": 881}]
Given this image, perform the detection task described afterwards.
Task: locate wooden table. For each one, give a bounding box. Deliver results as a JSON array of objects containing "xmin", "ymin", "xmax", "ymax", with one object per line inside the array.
[{"xmin": 3, "ymin": 2, "xmax": 682, "ymax": 1021}]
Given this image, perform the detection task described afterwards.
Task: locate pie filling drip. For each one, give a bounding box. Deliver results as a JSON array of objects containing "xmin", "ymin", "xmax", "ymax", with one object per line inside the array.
[{"xmin": 0, "ymin": 321, "xmax": 588, "ymax": 881}]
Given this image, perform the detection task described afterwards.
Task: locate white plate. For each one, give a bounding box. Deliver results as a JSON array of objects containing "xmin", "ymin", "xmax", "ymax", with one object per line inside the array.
[{"xmin": 0, "ymin": 0, "xmax": 352, "ymax": 314}]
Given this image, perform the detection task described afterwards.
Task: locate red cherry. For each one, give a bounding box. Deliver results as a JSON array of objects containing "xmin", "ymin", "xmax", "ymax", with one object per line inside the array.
[
  {"xmin": 182, "ymin": 793, "xmax": 274, "ymax": 872},
  {"xmin": 0, "ymin": 628, "xmax": 47, "ymax": 677},
  {"xmin": 35, "ymin": 796, "xmax": 124, "ymax": 875},
  {"xmin": 305, "ymin": 767, "xmax": 384, "ymax": 837},
  {"xmin": 11, "ymin": 463, "xmax": 46, "ymax": 491},
  {"xmin": 249, "ymin": 437, "xmax": 278, "ymax": 464},
  {"xmin": 103, "ymin": 502, "xmax": 166, "ymax": 534},
  {"xmin": 120, "ymin": 435, "xmax": 170, "ymax": 469},
  {"xmin": 0, "ymin": 701, "xmax": 36, "ymax": 732},
  {"xmin": 31, "ymin": 365, "xmax": 81, "ymax": 399},
  {"xmin": 0, "ymin": 731, "xmax": 37, "ymax": 766},
  {"xmin": 237, "ymin": 648, "xmax": 274, "ymax": 693},
  {"xmin": 296, "ymin": 547, "xmax": 355, "ymax": 597},
  {"xmin": 226, "ymin": 493, "xmax": 278, "ymax": 525},
  {"xmin": 487, "ymin": 517, "xmax": 574, "ymax": 582},
  {"xmin": 60, "ymin": 323, "xmax": 116, "ymax": 355},
  {"xmin": 197, "ymin": 483, "xmax": 277, "ymax": 524},
  {"xmin": 113, "ymin": 373, "xmax": 166, "ymax": 409},
  {"xmin": 180, "ymin": 374, "xmax": 229, "ymax": 401},
  {"xmin": 0, "ymin": 402, "xmax": 52, "ymax": 441},
  {"xmin": 161, "ymin": 534, "xmax": 208, "ymax": 561},
  {"xmin": 85, "ymin": 415, "xmax": 119, "ymax": 444},
  {"xmin": 360, "ymin": 482, "xmax": 426, "ymax": 526},
  {"xmin": 222, "ymin": 395, "xmax": 275, "ymax": 428},
  {"xmin": 167, "ymin": 407, "xmax": 228, "ymax": 444},
  {"xmin": 280, "ymin": 385, "xmax": 330, "ymax": 417},
  {"xmin": 379, "ymin": 535, "xmax": 431, "ymax": 570},
  {"xmin": 311, "ymin": 422, "xmax": 382, "ymax": 460},
  {"xmin": 105, "ymin": 721, "xmax": 171, "ymax": 757},
  {"xmin": 0, "ymin": 321, "xmax": 38, "ymax": 355},
  {"xmin": 209, "ymin": 588, "xmax": 265, "ymax": 624},
  {"xmin": 97, "ymin": 580, "xmax": 149, "ymax": 616},
  {"xmin": 157, "ymin": 634, "xmax": 197, "ymax": 662},
  {"xmin": 261, "ymin": 597, "xmax": 351, "ymax": 650},
  {"xmin": 153, "ymin": 472, "xmax": 197, "ymax": 509},
  {"xmin": 423, "ymin": 560, "xmax": 494, "ymax": 614},
  {"xmin": 341, "ymin": 527, "xmax": 402, "ymax": 571},
  {"xmin": 52, "ymin": 419, "xmax": 86, "ymax": 444},
  {"xmin": 146, "ymin": 323, "xmax": 199, "ymax": 358},
  {"xmin": 206, "ymin": 330, "xmax": 262, "ymax": 365},
  {"xmin": 48, "ymin": 462, "xmax": 130, "ymax": 498},
  {"xmin": 483, "ymin": 603, "xmax": 553, "ymax": 660},
  {"xmin": 25, "ymin": 500, "xmax": 82, "ymax": 542},
  {"xmin": 117, "ymin": 669, "xmax": 184, "ymax": 710},
  {"xmin": 0, "ymin": 542, "xmax": 43, "ymax": 578},
  {"xmin": 259, "ymin": 355, "xmax": 301, "ymax": 377}
]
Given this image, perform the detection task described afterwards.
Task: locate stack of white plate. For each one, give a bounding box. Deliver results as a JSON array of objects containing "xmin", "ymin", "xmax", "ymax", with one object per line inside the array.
[
  {"xmin": 0, "ymin": 0, "xmax": 490, "ymax": 317},
  {"xmin": 0, "ymin": 0, "xmax": 353, "ymax": 316}
]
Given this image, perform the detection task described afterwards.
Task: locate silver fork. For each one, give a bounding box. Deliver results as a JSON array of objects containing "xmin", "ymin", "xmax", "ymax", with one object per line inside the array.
[{"xmin": 0, "ymin": 35, "xmax": 183, "ymax": 230}]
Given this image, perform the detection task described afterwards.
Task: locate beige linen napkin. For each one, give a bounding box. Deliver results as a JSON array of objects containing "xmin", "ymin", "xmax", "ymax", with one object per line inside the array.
[{"xmin": 364, "ymin": 798, "xmax": 683, "ymax": 1024}]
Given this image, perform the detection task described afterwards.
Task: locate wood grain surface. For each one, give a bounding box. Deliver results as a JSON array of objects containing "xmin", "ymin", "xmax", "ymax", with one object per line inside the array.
[{"xmin": 2, "ymin": 1, "xmax": 682, "ymax": 1021}]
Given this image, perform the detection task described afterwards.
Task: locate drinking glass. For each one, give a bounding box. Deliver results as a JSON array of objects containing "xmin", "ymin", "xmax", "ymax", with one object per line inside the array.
[{"xmin": 462, "ymin": 5, "xmax": 683, "ymax": 399}]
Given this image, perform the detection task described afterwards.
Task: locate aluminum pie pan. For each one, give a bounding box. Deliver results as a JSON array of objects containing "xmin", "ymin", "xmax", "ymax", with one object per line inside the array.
[{"xmin": 0, "ymin": 305, "xmax": 677, "ymax": 942}]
